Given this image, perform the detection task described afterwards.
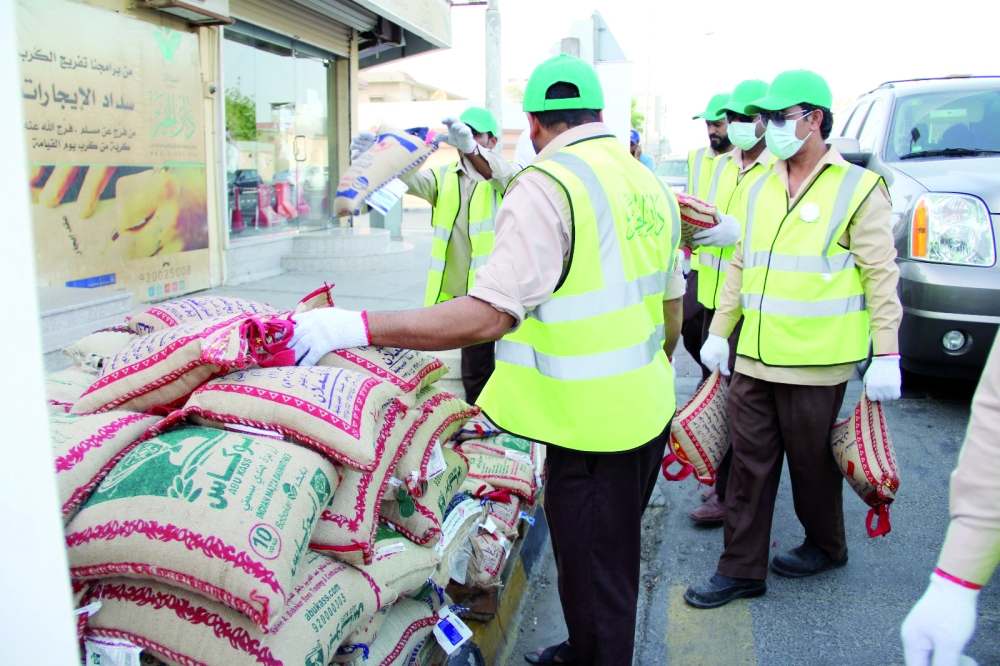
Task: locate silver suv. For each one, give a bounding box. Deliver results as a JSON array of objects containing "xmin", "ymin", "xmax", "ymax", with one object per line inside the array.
[{"xmin": 833, "ymin": 76, "xmax": 1000, "ymax": 379}]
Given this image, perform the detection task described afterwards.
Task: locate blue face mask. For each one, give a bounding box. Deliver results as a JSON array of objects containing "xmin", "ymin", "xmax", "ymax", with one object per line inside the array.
[{"xmin": 764, "ymin": 111, "xmax": 813, "ymax": 159}]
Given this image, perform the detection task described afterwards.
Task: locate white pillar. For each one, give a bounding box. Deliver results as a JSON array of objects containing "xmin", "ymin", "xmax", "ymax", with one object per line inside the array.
[{"xmin": 484, "ymin": 0, "xmax": 502, "ymax": 143}]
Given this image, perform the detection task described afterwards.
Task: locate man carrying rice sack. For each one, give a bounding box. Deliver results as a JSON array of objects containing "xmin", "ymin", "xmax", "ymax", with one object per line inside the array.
[
  {"xmin": 291, "ymin": 54, "xmax": 685, "ymax": 666},
  {"xmin": 351, "ymin": 107, "xmax": 517, "ymax": 405},
  {"xmin": 684, "ymin": 70, "xmax": 903, "ymax": 609},
  {"xmin": 901, "ymin": 339, "xmax": 1000, "ymax": 665}
]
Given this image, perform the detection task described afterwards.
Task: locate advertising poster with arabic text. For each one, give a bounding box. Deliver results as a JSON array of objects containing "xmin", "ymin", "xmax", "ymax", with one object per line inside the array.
[{"xmin": 18, "ymin": 0, "xmax": 210, "ymax": 303}]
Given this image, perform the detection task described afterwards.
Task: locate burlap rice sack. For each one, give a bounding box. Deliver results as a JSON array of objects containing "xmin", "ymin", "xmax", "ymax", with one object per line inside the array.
[
  {"xmin": 456, "ymin": 450, "xmax": 536, "ymax": 502},
  {"xmin": 318, "ymin": 347, "xmax": 449, "ymax": 407},
  {"xmin": 178, "ymin": 366, "xmax": 399, "ymax": 471},
  {"xmin": 485, "ymin": 497, "xmax": 522, "ymax": 540},
  {"xmin": 334, "ymin": 603, "xmax": 392, "ymax": 663},
  {"xmin": 467, "ymin": 530, "xmax": 509, "ymax": 588},
  {"xmin": 63, "ymin": 329, "xmax": 138, "ymax": 374},
  {"xmin": 46, "ymin": 366, "xmax": 97, "ymax": 413},
  {"xmin": 454, "ymin": 414, "xmax": 502, "ymax": 442},
  {"xmin": 455, "ymin": 433, "xmax": 545, "ymax": 488},
  {"xmin": 381, "ymin": 449, "xmax": 469, "ymax": 546},
  {"xmin": 294, "ymin": 283, "xmax": 336, "ymax": 314},
  {"xmin": 663, "ymin": 369, "xmax": 730, "ymax": 484},
  {"xmin": 393, "ymin": 387, "xmax": 479, "ymax": 497},
  {"xmin": 67, "ymin": 426, "xmax": 337, "ymax": 631},
  {"xmin": 831, "ymin": 393, "xmax": 900, "ymax": 537},
  {"xmin": 82, "ymin": 550, "xmax": 381, "ymax": 664},
  {"xmin": 311, "ymin": 402, "xmax": 410, "ymax": 565},
  {"xmin": 72, "ymin": 313, "xmax": 294, "ymax": 415},
  {"xmin": 359, "ymin": 525, "xmax": 441, "ymax": 605},
  {"xmin": 334, "ymin": 125, "xmax": 438, "ymax": 218},
  {"xmin": 51, "ymin": 411, "xmax": 164, "ymax": 523},
  {"xmin": 127, "ymin": 297, "xmax": 276, "ymax": 335},
  {"xmin": 676, "ymin": 193, "xmax": 718, "ymax": 245},
  {"xmin": 358, "ymin": 597, "xmax": 440, "ymax": 666}
]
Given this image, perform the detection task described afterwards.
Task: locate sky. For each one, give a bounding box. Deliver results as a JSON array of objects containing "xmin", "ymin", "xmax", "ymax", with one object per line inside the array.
[{"xmin": 366, "ymin": 0, "xmax": 999, "ymax": 154}]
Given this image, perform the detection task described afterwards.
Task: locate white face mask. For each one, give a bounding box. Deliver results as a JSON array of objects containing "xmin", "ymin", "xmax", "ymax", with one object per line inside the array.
[
  {"xmin": 727, "ymin": 121, "xmax": 762, "ymax": 151},
  {"xmin": 764, "ymin": 111, "xmax": 813, "ymax": 160}
]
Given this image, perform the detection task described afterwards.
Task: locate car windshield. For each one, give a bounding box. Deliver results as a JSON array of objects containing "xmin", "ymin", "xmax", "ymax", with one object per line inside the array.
[
  {"xmin": 655, "ymin": 160, "xmax": 688, "ymax": 177},
  {"xmin": 886, "ymin": 87, "xmax": 1000, "ymax": 161}
]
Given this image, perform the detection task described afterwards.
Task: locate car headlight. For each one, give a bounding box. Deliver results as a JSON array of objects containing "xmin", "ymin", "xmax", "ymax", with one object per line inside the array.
[{"xmin": 910, "ymin": 193, "xmax": 995, "ymax": 266}]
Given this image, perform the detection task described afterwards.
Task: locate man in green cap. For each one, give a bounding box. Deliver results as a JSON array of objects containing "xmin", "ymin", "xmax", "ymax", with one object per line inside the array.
[
  {"xmin": 293, "ymin": 53, "xmax": 685, "ymax": 666},
  {"xmin": 688, "ymin": 79, "xmax": 776, "ymax": 526},
  {"xmin": 350, "ymin": 107, "xmax": 516, "ymax": 403},
  {"xmin": 684, "ymin": 70, "xmax": 903, "ymax": 608}
]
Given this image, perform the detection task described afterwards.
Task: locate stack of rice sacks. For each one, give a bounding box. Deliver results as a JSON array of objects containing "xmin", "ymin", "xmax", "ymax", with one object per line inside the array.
[{"xmin": 44, "ymin": 287, "xmax": 496, "ymax": 665}]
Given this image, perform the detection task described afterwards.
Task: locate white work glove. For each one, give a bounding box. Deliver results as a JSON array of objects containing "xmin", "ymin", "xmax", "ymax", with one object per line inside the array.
[
  {"xmin": 692, "ymin": 212, "xmax": 741, "ymax": 248},
  {"xmin": 864, "ymin": 354, "xmax": 902, "ymax": 402},
  {"xmin": 901, "ymin": 572, "xmax": 980, "ymax": 666},
  {"xmin": 289, "ymin": 308, "xmax": 371, "ymax": 367},
  {"xmin": 441, "ymin": 116, "xmax": 478, "ymax": 154},
  {"xmin": 699, "ymin": 333, "xmax": 731, "ymax": 377},
  {"xmin": 350, "ymin": 131, "xmax": 377, "ymax": 159}
]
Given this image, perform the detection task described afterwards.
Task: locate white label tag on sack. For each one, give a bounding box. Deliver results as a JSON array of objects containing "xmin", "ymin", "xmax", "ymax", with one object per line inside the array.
[
  {"xmin": 366, "ymin": 177, "xmax": 409, "ymax": 214},
  {"xmin": 504, "ymin": 450, "xmax": 532, "ymax": 466},
  {"xmin": 499, "ymin": 533, "xmax": 512, "ymax": 559},
  {"xmin": 375, "ymin": 542, "xmax": 407, "ymax": 560},
  {"xmin": 387, "ymin": 476, "xmax": 403, "ymax": 488},
  {"xmin": 85, "ymin": 637, "xmax": 143, "ymax": 666},
  {"xmin": 434, "ymin": 607, "xmax": 473, "ymax": 655},
  {"xmin": 481, "ymin": 517, "xmax": 498, "ymax": 535},
  {"xmin": 223, "ymin": 423, "xmax": 283, "ymax": 440},
  {"xmin": 75, "ymin": 600, "xmax": 102, "ymax": 618},
  {"xmin": 437, "ymin": 498, "xmax": 482, "ymax": 555},
  {"xmin": 426, "ymin": 442, "xmax": 447, "ymax": 479}
]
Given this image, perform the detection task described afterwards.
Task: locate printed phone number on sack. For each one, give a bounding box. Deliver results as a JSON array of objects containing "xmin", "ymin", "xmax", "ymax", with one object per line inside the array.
[{"xmin": 138, "ymin": 266, "xmax": 192, "ymax": 283}]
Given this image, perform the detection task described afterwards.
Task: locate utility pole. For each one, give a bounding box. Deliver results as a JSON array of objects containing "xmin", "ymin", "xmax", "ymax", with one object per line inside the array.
[{"xmin": 484, "ymin": 0, "xmax": 502, "ymax": 144}]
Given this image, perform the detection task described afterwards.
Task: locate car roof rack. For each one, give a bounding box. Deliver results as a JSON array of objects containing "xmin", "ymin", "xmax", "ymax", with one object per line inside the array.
[{"xmin": 857, "ymin": 75, "xmax": 1000, "ymax": 99}]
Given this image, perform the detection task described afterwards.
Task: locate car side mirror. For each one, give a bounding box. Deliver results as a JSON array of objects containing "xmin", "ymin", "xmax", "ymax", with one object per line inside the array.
[{"xmin": 841, "ymin": 151, "xmax": 873, "ymax": 168}]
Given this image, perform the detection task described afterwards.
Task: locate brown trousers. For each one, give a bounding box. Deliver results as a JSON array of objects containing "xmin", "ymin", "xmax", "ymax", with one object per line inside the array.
[
  {"xmin": 700, "ymin": 309, "xmax": 743, "ymax": 500},
  {"xmin": 717, "ymin": 373, "xmax": 848, "ymax": 580},
  {"xmin": 460, "ymin": 341, "xmax": 495, "ymax": 405},
  {"xmin": 544, "ymin": 425, "xmax": 670, "ymax": 666}
]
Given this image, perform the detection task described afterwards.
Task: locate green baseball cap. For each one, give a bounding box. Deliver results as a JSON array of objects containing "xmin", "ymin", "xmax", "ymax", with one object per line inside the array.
[
  {"xmin": 460, "ymin": 106, "xmax": 499, "ymax": 136},
  {"xmin": 693, "ymin": 93, "xmax": 730, "ymax": 121},
  {"xmin": 523, "ymin": 54, "xmax": 604, "ymax": 113},
  {"xmin": 717, "ymin": 79, "xmax": 770, "ymax": 116},
  {"xmin": 745, "ymin": 70, "xmax": 832, "ymax": 114}
]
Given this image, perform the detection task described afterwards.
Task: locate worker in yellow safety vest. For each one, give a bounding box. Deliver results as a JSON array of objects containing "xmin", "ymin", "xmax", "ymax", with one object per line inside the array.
[
  {"xmin": 350, "ymin": 107, "xmax": 516, "ymax": 403},
  {"xmin": 688, "ymin": 79, "xmax": 776, "ymax": 526},
  {"xmin": 292, "ymin": 54, "xmax": 686, "ymax": 666},
  {"xmin": 683, "ymin": 70, "xmax": 903, "ymax": 609}
]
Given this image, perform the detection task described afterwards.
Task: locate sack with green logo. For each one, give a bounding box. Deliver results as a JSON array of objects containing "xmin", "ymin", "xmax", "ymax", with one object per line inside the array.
[
  {"xmin": 63, "ymin": 328, "xmax": 138, "ymax": 374},
  {"xmin": 381, "ymin": 448, "xmax": 469, "ymax": 546},
  {"xmin": 126, "ymin": 296, "xmax": 276, "ymax": 335},
  {"xmin": 455, "ymin": 433, "xmax": 545, "ymax": 487},
  {"xmin": 454, "ymin": 450, "xmax": 536, "ymax": 502},
  {"xmin": 51, "ymin": 411, "xmax": 164, "ymax": 524},
  {"xmin": 177, "ymin": 366, "xmax": 399, "ymax": 471},
  {"xmin": 318, "ymin": 346, "xmax": 450, "ymax": 407},
  {"xmin": 82, "ymin": 550, "xmax": 380, "ymax": 665},
  {"xmin": 66, "ymin": 426, "xmax": 337, "ymax": 631},
  {"xmin": 47, "ymin": 366, "xmax": 97, "ymax": 413}
]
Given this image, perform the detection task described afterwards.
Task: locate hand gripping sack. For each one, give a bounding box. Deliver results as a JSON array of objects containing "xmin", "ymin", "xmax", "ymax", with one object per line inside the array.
[
  {"xmin": 831, "ymin": 393, "xmax": 900, "ymax": 537},
  {"xmin": 50, "ymin": 411, "xmax": 164, "ymax": 524},
  {"xmin": 81, "ymin": 550, "xmax": 382, "ymax": 665},
  {"xmin": 334, "ymin": 125, "xmax": 438, "ymax": 218},
  {"xmin": 63, "ymin": 328, "xmax": 139, "ymax": 374},
  {"xmin": 46, "ymin": 366, "xmax": 98, "ymax": 413},
  {"xmin": 72, "ymin": 314, "xmax": 294, "ymax": 415},
  {"xmin": 178, "ymin": 366, "xmax": 399, "ymax": 471},
  {"xmin": 662, "ymin": 369, "xmax": 730, "ymax": 484},
  {"xmin": 127, "ymin": 296, "xmax": 276, "ymax": 335},
  {"xmin": 318, "ymin": 346, "xmax": 449, "ymax": 408},
  {"xmin": 675, "ymin": 193, "xmax": 718, "ymax": 245},
  {"xmin": 380, "ymin": 448, "xmax": 469, "ymax": 545},
  {"xmin": 66, "ymin": 426, "xmax": 337, "ymax": 631}
]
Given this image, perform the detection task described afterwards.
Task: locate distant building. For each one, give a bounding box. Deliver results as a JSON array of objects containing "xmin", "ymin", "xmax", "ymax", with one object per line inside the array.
[{"xmin": 360, "ymin": 71, "xmax": 466, "ymax": 103}]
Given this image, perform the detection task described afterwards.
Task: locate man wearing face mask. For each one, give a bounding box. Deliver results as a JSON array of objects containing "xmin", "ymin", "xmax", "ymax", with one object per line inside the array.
[
  {"xmin": 684, "ymin": 70, "xmax": 903, "ymax": 608},
  {"xmin": 688, "ymin": 79, "xmax": 776, "ymax": 525},
  {"xmin": 351, "ymin": 107, "xmax": 516, "ymax": 404}
]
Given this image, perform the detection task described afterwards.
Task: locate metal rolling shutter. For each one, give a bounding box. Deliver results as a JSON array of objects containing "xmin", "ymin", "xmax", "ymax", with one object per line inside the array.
[{"xmin": 229, "ymin": 0, "xmax": 372, "ymax": 57}]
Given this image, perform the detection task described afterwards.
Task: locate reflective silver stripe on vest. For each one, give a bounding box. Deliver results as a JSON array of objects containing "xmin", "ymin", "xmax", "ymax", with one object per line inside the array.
[
  {"xmin": 743, "ymin": 250, "xmax": 855, "ymax": 273},
  {"xmin": 429, "ymin": 257, "xmax": 446, "ymax": 272},
  {"xmin": 824, "ymin": 164, "xmax": 868, "ymax": 255},
  {"xmin": 468, "ymin": 219, "xmax": 495, "ymax": 236},
  {"xmin": 742, "ymin": 174, "xmax": 770, "ymax": 247},
  {"xmin": 470, "ymin": 255, "xmax": 489, "ymax": 270},
  {"xmin": 690, "ymin": 147, "xmax": 707, "ymax": 196},
  {"xmin": 706, "ymin": 153, "xmax": 731, "ymax": 205},
  {"xmin": 741, "ymin": 293, "xmax": 866, "ymax": 317},
  {"xmin": 434, "ymin": 225, "xmax": 452, "ymax": 242},
  {"xmin": 496, "ymin": 325, "xmax": 665, "ymax": 381},
  {"xmin": 698, "ymin": 252, "xmax": 730, "ymax": 273},
  {"xmin": 530, "ymin": 271, "xmax": 668, "ymax": 323}
]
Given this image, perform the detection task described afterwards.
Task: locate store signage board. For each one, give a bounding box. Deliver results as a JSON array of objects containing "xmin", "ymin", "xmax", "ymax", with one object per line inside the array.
[
  {"xmin": 355, "ymin": 0, "xmax": 452, "ymax": 48},
  {"xmin": 16, "ymin": 0, "xmax": 211, "ymax": 303}
]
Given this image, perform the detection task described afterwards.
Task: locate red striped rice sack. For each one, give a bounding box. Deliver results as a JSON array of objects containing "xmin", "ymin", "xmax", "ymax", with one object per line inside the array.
[
  {"xmin": 356, "ymin": 597, "xmax": 442, "ymax": 666},
  {"xmin": 485, "ymin": 497, "xmax": 522, "ymax": 540},
  {"xmin": 293, "ymin": 283, "xmax": 336, "ymax": 314},
  {"xmin": 467, "ymin": 529, "xmax": 510, "ymax": 588},
  {"xmin": 393, "ymin": 387, "xmax": 479, "ymax": 497},
  {"xmin": 831, "ymin": 393, "xmax": 900, "ymax": 538},
  {"xmin": 436, "ymin": 495, "xmax": 486, "ymax": 587},
  {"xmin": 454, "ymin": 433, "xmax": 545, "ymax": 487},
  {"xmin": 675, "ymin": 193, "xmax": 718, "ymax": 245},
  {"xmin": 454, "ymin": 450, "xmax": 536, "ymax": 502},
  {"xmin": 662, "ymin": 369, "xmax": 730, "ymax": 484},
  {"xmin": 311, "ymin": 401, "xmax": 411, "ymax": 565},
  {"xmin": 63, "ymin": 328, "xmax": 139, "ymax": 374},
  {"xmin": 318, "ymin": 347, "xmax": 449, "ymax": 408},
  {"xmin": 71, "ymin": 313, "xmax": 294, "ymax": 415},
  {"xmin": 176, "ymin": 366, "xmax": 399, "ymax": 471},
  {"xmin": 381, "ymin": 449, "xmax": 469, "ymax": 546},
  {"xmin": 454, "ymin": 414, "xmax": 502, "ymax": 442},
  {"xmin": 359, "ymin": 525, "xmax": 441, "ymax": 606},
  {"xmin": 51, "ymin": 411, "xmax": 164, "ymax": 524},
  {"xmin": 127, "ymin": 297, "xmax": 277, "ymax": 335},
  {"xmin": 82, "ymin": 549, "xmax": 382, "ymax": 665},
  {"xmin": 66, "ymin": 426, "xmax": 337, "ymax": 631},
  {"xmin": 46, "ymin": 366, "xmax": 97, "ymax": 413}
]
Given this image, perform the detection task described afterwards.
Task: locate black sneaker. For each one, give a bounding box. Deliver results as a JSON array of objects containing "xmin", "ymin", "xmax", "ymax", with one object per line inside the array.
[
  {"xmin": 683, "ymin": 573, "xmax": 766, "ymax": 609},
  {"xmin": 770, "ymin": 538, "xmax": 848, "ymax": 578}
]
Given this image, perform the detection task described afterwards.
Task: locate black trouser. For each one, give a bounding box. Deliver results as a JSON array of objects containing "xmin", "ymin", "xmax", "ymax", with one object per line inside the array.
[
  {"xmin": 461, "ymin": 341, "xmax": 495, "ymax": 405},
  {"xmin": 700, "ymin": 309, "xmax": 743, "ymax": 500},
  {"xmin": 682, "ymin": 270, "xmax": 707, "ymax": 377},
  {"xmin": 544, "ymin": 425, "xmax": 670, "ymax": 666}
]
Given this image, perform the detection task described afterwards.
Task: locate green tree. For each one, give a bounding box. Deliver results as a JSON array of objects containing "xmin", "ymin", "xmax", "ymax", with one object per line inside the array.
[
  {"xmin": 225, "ymin": 87, "xmax": 257, "ymax": 141},
  {"xmin": 631, "ymin": 97, "xmax": 645, "ymax": 134}
]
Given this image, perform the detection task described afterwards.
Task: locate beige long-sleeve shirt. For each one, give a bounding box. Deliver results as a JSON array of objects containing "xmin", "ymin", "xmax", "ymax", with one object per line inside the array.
[
  {"xmin": 468, "ymin": 122, "xmax": 685, "ymax": 329},
  {"xmin": 937, "ymin": 341, "xmax": 1000, "ymax": 586},
  {"xmin": 709, "ymin": 147, "xmax": 902, "ymax": 386},
  {"xmin": 402, "ymin": 149, "xmax": 516, "ymax": 298}
]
